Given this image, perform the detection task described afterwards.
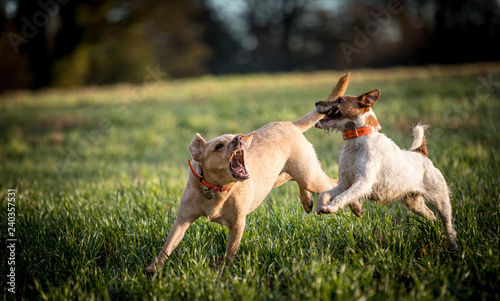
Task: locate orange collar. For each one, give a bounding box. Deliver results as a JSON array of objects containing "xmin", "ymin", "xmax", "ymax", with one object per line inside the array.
[
  {"xmin": 342, "ymin": 126, "xmax": 379, "ymax": 140},
  {"xmin": 188, "ymin": 159, "xmax": 232, "ymax": 193}
]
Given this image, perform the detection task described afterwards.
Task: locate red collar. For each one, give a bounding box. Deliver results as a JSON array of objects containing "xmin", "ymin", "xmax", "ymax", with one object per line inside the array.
[
  {"xmin": 188, "ymin": 159, "xmax": 232, "ymax": 193},
  {"xmin": 342, "ymin": 126, "xmax": 379, "ymax": 140}
]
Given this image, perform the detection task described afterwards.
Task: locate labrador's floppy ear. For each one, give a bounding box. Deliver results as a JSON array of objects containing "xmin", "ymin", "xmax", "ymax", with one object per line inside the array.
[{"xmin": 189, "ymin": 133, "xmax": 207, "ymax": 162}]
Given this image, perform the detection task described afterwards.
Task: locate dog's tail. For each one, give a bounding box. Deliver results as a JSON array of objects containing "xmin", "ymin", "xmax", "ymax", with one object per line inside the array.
[
  {"xmin": 410, "ymin": 124, "xmax": 429, "ymax": 157},
  {"xmin": 292, "ymin": 73, "xmax": 350, "ymax": 133}
]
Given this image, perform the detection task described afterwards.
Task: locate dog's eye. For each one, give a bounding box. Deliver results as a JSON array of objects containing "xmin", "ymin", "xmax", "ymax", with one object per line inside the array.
[
  {"xmin": 215, "ymin": 143, "xmax": 224, "ymax": 150},
  {"xmin": 337, "ymin": 98, "xmax": 344, "ymax": 103}
]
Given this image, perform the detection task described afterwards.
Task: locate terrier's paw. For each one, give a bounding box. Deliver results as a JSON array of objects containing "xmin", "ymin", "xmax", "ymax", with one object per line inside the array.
[
  {"xmin": 316, "ymin": 205, "xmax": 337, "ymax": 215},
  {"xmin": 318, "ymin": 208, "xmax": 329, "ymax": 215},
  {"xmin": 348, "ymin": 201, "xmax": 363, "ymax": 218},
  {"xmin": 316, "ymin": 205, "xmax": 340, "ymax": 215},
  {"xmin": 316, "ymin": 205, "xmax": 326, "ymax": 215}
]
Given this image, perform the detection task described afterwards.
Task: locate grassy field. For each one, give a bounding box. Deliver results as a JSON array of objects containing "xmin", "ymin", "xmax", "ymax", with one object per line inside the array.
[{"xmin": 1, "ymin": 63, "xmax": 499, "ymax": 300}]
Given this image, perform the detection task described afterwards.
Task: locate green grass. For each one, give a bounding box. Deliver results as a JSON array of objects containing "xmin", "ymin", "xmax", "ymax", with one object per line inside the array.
[{"xmin": 1, "ymin": 63, "xmax": 500, "ymax": 300}]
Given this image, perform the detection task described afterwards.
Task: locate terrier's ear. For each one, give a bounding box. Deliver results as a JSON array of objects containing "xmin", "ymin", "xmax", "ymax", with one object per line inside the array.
[
  {"xmin": 240, "ymin": 132, "xmax": 259, "ymax": 149},
  {"xmin": 189, "ymin": 133, "xmax": 207, "ymax": 162},
  {"xmin": 359, "ymin": 89, "xmax": 380, "ymax": 107},
  {"xmin": 326, "ymin": 73, "xmax": 350, "ymax": 101}
]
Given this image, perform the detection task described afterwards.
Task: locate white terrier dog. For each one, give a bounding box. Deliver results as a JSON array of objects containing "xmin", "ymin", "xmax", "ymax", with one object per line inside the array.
[{"xmin": 314, "ymin": 74, "xmax": 458, "ymax": 250}]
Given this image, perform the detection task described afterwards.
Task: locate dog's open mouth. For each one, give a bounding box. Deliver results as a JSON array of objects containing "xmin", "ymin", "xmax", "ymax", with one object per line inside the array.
[
  {"xmin": 230, "ymin": 149, "xmax": 249, "ymax": 181},
  {"xmin": 320, "ymin": 105, "xmax": 342, "ymax": 122}
]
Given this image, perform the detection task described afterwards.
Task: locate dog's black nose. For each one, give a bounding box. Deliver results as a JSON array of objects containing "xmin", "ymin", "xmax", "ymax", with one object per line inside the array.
[
  {"xmin": 315, "ymin": 101, "xmax": 320, "ymax": 107},
  {"xmin": 232, "ymin": 136, "xmax": 242, "ymax": 144}
]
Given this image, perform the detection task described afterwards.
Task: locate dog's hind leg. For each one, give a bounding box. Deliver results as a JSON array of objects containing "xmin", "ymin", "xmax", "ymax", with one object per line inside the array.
[
  {"xmin": 293, "ymin": 171, "xmax": 348, "ymax": 215},
  {"xmin": 425, "ymin": 191, "xmax": 458, "ymax": 250},
  {"xmin": 299, "ymin": 187, "xmax": 313, "ymax": 213},
  {"xmin": 421, "ymin": 172, "xmax": 458, "ymax": 250},
  {"xmin": 273, "ymin": 172, "xmax": 292, "ymax": 188},
  {"xmin": 289, "ymin": 163, "xmax": 335, "ymax": 193},
  {"xmin": 291, "ymin": 167, "xmax": 363, "ymax": 216},
  {"xmin": 286, "ymin": 137, "xmax": 362, "ymax": 216},
  {"xmin": 403, "ymin": 193, "xmax": 436, "ymax": 220},
  {"xmin": 272, "ymin": 172, "xmax": 314, "ymax": 213}
]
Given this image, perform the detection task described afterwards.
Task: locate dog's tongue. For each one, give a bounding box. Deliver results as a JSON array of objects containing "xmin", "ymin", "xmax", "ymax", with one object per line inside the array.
[
  {"xmin": 233, "ymin": 165, "xmax": 245, "ymax": 174},
  {"xmin": 232, "ymin": 154, "xmax": 245, "ymax": 173},
  {"xmin": 231, "ymin": 152, "xmax": 249, "ymax": 179}
]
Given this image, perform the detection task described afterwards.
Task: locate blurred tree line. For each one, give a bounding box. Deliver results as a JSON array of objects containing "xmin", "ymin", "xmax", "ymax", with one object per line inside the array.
[{"xmin": 0, "ymin": 0, "xmax": 499, "ymax": 91}]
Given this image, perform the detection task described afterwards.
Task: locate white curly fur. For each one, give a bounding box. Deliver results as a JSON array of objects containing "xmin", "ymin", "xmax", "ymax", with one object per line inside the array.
[{"xmin": 315, "ymin": 96, "xmax": 457, "ymax": 250}]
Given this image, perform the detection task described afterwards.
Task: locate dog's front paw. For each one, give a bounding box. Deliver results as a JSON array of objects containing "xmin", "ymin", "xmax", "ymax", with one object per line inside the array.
[
  {"xmin": 146, "ymin": 264, "xmax": 157, "ymax": 273},
  {"xmin": 316, "ymin": 204, "xmax": 327, "ymax": 215},
  {"xmin": 348, "ymin": 201, "xmax": 363, "ymax": 218},
  {"xmin": 317, "ymin": 192, "xmax": 332, "ymax": 207},
  {"xmin": 316, "ymin": 205, "xmax": 338, "ymax": 215},
  {"xmin": 316, "ymin": 207, "xmax": 323, "ymax": 215},
  {"xmin": 146, "ymin": 261, "xmax": 162, "ymax": 273},
  {"xmin": 329, "ymin": 203, "xmax": 342, "ymax": 214},
  {"xmin": 317, "ymin": 208, "xmax": 330, "ymax": 215}
]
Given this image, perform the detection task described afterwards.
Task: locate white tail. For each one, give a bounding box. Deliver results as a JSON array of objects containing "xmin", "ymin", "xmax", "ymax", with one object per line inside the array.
[{"xmin": 410, "ymin": 124, "xmax": 429, "ymax": 157}]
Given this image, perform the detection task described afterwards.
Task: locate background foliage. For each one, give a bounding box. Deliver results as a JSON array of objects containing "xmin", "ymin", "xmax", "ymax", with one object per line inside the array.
[{"xmin": 1, "ymin": 0, "xmax": 500, "ymax": 91}]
